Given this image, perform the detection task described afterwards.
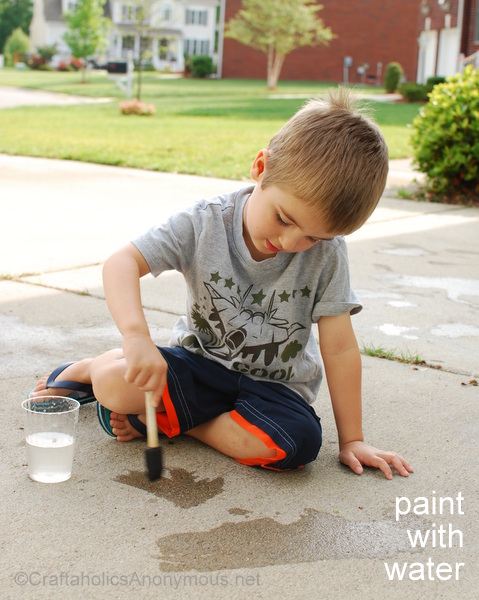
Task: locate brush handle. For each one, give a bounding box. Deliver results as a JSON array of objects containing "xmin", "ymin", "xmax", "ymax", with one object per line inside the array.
[{"xmin": 145, "ymin": 391, "xmax": 159, "ymax": 448}]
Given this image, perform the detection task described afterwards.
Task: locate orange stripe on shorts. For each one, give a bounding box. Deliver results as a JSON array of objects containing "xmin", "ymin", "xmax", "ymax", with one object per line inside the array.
[
  {"xmin": 230, "ymin": 409, "xmax": 287, "ymax": 467},
  {"xmin": 155, "ymin": 382, "xmax": 181, "ymax": 438}
]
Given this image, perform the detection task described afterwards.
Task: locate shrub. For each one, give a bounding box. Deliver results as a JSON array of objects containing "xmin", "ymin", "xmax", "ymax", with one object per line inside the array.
[
  {"xmin": 183, "ymin": 54, "xmax": 193, "ymax": 77},
  {"xmin": 69, "ymin": 57, "xmax": 84, "ymax": 71},
  {"xmin": 399, "ymin": 82, "xmax": 429, "ymax": 102},
  {"xmin": 57, "ymin": 61, "xmax": 73, "ymax": 72},
  {"xmin": 134, "ymin": 61, "xmax": 156, "ymax": 72},
  {"xmin": 3, "ymin": 27, "xmax": 30, "ymax": 66},
  {"xmin": 384, "ymin": 62, "xmax": 403, "ymax": 93},
  {"xmin": 37, "ymin": 44, "xmax": 57, "ymax": 63},
  {"xmin": 191, "ymin": 55, "xmax": 215, "ymax": 78},
  {"xmin": 426, "ymin": 75, "xmax": 446, "ymax": 90},
  {"xmin": 410, "ymin": 66, "xmax": 479, "ymax": 204},
  {"xmin": 27, "ymin": 54, "xmax": 52, "ymax": 70}
]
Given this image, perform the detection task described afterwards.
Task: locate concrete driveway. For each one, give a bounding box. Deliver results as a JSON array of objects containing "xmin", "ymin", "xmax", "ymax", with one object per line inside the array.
[{"xmin": 0, "ymin": 111, "xmax": 478, "ymax": 598}]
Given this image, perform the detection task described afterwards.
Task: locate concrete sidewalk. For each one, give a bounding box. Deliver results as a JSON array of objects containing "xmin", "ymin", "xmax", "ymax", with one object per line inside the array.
[
  {"xmin": 0, "ymin": 85, "xmax": 111, "ymax": 108},
  {"xmin": 1, "ymin": 154, "xmax": 478, "ymax": 600}
]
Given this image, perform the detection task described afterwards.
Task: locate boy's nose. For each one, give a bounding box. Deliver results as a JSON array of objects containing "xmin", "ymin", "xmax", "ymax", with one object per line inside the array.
[{"xmin": 279, "ymin": 230, "xmax": 302, "ymax": 252}]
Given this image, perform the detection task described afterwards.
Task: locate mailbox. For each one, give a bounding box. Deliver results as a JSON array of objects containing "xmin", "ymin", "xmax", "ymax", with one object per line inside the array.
[{"xmin": 107, "ymin": 61, "xmax": 128, "ymax": 74}]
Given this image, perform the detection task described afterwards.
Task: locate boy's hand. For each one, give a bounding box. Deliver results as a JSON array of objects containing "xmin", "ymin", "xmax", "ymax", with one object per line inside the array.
[
  {"xmin": 122, "ymin": 333, "xmax": 167, "ymax": 408},
  {"xmin": 339, "ymin": 441, "xmax": 413, "ymax": 480}
]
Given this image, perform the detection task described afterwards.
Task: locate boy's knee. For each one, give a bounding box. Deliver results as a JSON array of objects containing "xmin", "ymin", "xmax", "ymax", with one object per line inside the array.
[
  {"xmin": 280, "ymin": 415, "xmax": 322, "ymax": 469},
  {"xmin": 90, "ymin": 353, "xmax": 140, "ymax": 411},
  {"xmin": 241, "ymin": 413, "xmax": 322, "ymax": 471}
]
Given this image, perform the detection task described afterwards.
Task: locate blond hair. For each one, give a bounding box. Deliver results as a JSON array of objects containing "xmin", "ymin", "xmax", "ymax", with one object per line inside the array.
[{"xmin": 262, "ymin": 88, "xmax": 389, "ymax": 234}]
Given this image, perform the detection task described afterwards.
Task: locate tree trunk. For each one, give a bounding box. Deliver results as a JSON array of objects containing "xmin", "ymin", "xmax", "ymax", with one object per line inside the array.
[
  {"xmin": 267, "ymin": 51, "xmax": 285, "ymax": 90},
  {"xmin": 137, "ymin": 53, "xmax": 143, "ymax": 101},
  {"xmin": 267, "ymin": 45, "xmax": 274, "ymax": 88}
]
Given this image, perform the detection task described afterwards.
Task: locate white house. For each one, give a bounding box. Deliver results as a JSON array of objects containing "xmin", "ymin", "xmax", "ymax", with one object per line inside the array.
[{"xmin": 29, "ymin": 0, "xmax": 220, "ymax": 72}]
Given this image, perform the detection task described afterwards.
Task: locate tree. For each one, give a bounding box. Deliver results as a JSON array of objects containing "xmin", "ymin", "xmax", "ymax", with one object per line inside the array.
[
  {"xmin": 128, "ymin": 0, "xmax": 156, "ymax": 101},
  {"xmin": 123, "ymin": 0, "xmax": 181, "ymax": 101},
  {"xmin": 225, "ymin": 0, "xmax": 334, "ymax": 90},
  {"xmin": 63, "ymin": 0, "xmax": 110, "ymax": 82},
  {"xmin": 127, "ymin": 0, "xmax": 174, "ymax": 101},
  {"xmin": 0, "ymin": 0, "xmax": 32, "ymax": 53},
  {"xmin": 3, "ymin": 26, "xmax": 30, "ymax": 65}
]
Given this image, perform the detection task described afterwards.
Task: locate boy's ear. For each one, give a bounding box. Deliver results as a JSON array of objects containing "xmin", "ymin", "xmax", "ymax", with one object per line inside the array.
[{"xmin": 250, "ymin": 149, "xmax": 269, "ymax": 182}]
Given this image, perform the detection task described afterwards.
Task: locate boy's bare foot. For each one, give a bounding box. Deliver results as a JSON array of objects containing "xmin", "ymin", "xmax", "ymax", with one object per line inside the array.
[
  {"xmin": 109, "ymin": 412, "xmax": 146, "ymax": 442},
  {"xmin": 30, "ymin": 360, "xmax": 93, "ymax": 398}
]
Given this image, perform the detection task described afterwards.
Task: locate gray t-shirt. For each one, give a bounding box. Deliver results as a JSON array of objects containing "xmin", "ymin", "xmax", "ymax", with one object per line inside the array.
[{"xmin": 133, "ymin": 186, "xmax": 361, "ymax": 404}]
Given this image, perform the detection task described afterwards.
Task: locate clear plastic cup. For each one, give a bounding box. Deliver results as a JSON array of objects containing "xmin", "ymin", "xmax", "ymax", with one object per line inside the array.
[{"xmin": 22, "ymin": 396, "xmax": 80, "ymax": 483}]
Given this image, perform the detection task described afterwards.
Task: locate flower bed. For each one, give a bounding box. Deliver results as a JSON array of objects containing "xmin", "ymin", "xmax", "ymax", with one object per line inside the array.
[{"xmin": 119, "ymin": 100, "xmax": 156, "ymax": 116}]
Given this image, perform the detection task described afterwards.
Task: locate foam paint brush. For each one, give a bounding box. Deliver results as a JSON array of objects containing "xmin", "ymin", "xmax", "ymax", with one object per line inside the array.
[{"xmin": 145, "ymin": 391, "xmax": 163, "ymax": 481}]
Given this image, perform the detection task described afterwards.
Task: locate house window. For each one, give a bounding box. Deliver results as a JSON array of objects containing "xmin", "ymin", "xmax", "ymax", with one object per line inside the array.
[
  {"xmin": 163, "ymin": 3, "xmax": 172, "ymax": 21},
  {"xmin": 139, "ymin": 35, "xmax": 150, "ymax": 54},
  {"xmin": 184, "ymin": 39, "xmax": 209, "ymax": 56},
  {"xmin": 474, "ymin": 2, "xmax": 479, "ymax": 43},
  {"xmin": 159, "ymin": 38, "xmax": 169, "ymax": 60},
  {"xmin": 121, "ymin": 4, "xmax": 137, "ymax": 23},
  {"xmin": 122, "ymin": 35, "xmax": 135, "ymax": 51},
  {"xmin": 185, "ymin": 9, "xmax": 208, "ymax": 26}
]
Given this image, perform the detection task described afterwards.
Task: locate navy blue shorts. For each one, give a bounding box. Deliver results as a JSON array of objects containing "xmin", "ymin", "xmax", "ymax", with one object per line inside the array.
[{"xmin": 156, "ymin": 346, "xmax": 322, "ymax": 470}]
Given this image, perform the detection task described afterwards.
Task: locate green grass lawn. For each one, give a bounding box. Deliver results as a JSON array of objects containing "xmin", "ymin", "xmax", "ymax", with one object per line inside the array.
[{"xmin": 0, "ymin": 70, "xmax": 420, "ymax": 179}]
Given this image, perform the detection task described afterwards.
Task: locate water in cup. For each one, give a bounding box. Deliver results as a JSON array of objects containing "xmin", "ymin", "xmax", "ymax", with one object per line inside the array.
[
  {"xmin": 26, "ymin": 431, "xmax": 75, "ymax": 483},
  {"xmin": 22, "ymin": 396, "xmax": 80, "ymax": 483}
]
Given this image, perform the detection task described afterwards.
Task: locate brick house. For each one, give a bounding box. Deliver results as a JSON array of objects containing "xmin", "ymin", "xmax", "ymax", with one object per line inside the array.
[
  {"xmin": 220, "ymin": 0, "xmax": 479, "ymax": 84},
  {"xmin": 416, "ymin": 0, "xmax": 479, "ymax": 81}
]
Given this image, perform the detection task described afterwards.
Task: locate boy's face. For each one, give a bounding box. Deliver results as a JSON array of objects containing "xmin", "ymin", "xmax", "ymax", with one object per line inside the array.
[{"xmin": 243, "ymin": 150, "xmax": 336, "ymax": 262}]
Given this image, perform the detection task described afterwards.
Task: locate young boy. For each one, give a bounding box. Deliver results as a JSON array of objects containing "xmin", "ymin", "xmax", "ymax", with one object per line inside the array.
[{"xmin": 32, "ymin": 88, "xmax": 412, "ymax": 479}]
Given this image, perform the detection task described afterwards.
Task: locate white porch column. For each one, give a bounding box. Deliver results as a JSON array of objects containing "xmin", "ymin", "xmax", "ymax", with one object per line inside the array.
[
  {"xmin": 115, "ymin": 34, "xmax": 122, "ymax": 58},
  {"xmin": 177, "ymin": 37, "xmax": 185, "ymax": 71},
  {"xmin": 29, "ymin": 0, "xmax": 47, "ymax": 52}
]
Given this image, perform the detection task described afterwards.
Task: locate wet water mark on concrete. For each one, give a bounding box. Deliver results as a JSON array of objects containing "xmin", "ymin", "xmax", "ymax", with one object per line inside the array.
[
  {"xmin": 114, "ymin": 468, "xmax": 224, "ymax": 509},
  {"xmin": 380, "ymin": 274, "xmax": 479, "ymax": 306},
  {"xmin": 156, "ymin": 508, "xmax": 424, "ymax": 572},
  {"xmin": 378, "ymin": 247, "xmax": 428, "ymax": 257},
  {"xmin": 377, "ymin": 323, "xmax": 419, "ymax": 339},
  {"xmin": 430, "ymin": 323, "xmax": 479, "ymax": 339},
  {"xmin": 228, "ymin": 508, "xmax": 252, "ymax": 517}
]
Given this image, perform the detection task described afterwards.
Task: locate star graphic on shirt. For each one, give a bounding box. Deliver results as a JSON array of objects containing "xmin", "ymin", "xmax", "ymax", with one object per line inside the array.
[
  {"xmin": 210, "ymin": 271, "xmax": 221, "ymax": 283},
  {"xmin": 300, "ymin": 286, "xmax": 311, "ymax": 298},
  {"xmin": 224, "ymin": 277, "xmax": 235, "ymax": 289},
  {"xmin": 251, "ymin": 289, "xmax": 266, "ymax": 306},
  {"xmin": 279, "ymin": 290, "xmax": 291, "ymax": 302}
]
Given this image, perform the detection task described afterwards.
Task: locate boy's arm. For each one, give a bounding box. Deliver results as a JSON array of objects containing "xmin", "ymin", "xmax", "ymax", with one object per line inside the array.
[
  {"xmin": 102, "ymin": 243, "xmax": 167, "ymax": 406},
  {"xmin": 318, "ymin": 313, "xmax": 413, "ymax": 479}
]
